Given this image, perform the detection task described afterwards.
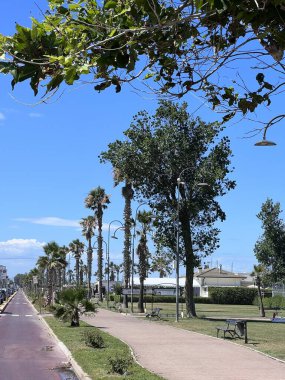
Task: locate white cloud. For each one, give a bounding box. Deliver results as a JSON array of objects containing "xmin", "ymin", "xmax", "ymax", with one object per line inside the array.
[
  {"xmin": 28, "ymin": 112, "xmax": 43, "ymax": 118},
  {"xmin": 0, "ymin": 112, "xmax": 6, "ymax": 120},
  {"xmin": 15, "ymin": 217, "xmax": 80, "ymax": 228},
  {"xmin": 0, "ymin": 239, "xmax": 46, "ymax": 277},
  {"xmin": 0, "ymin": 238, "xmax": 45, "ymax": 255}
]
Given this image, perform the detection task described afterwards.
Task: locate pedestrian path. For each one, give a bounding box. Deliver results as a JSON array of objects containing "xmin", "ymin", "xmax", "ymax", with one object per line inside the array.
[{"xmin": 83, "ymin": 309, "xmax": 285, "ymax": 380}]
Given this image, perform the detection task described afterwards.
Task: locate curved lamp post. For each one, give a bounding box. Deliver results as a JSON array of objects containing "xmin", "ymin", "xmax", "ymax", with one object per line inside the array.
[
  {"xmin": 254, "ymin": 114, "xmax": 284, "ymax": 146},
  {"xmin": 107, "ymin": 220, "xmax": 123, "ymax": 307},
  {"xmin": 176, "ymin": 167, "xmax": 209, "ymax": 322}
]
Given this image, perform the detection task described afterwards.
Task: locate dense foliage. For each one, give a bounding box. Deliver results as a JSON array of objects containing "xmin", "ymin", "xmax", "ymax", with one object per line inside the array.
[
  {"xmin": 101, "ymin": 100, "xmax": 235, "ymax": 317},
  {"xmin": 209, "ymin": 287, "xmax": 258, "ymax": 305},
  {"xmin": 0, "ymin": 0, "xmax": 284, "ymax": 129},
  {"xmin": 254, "ymin": 198, "xmax": 285, "ymax": 283}
]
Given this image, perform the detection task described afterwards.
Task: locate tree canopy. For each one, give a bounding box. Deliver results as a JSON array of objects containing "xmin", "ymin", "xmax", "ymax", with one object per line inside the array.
[
  {"xmin": 0, "ymin": 0, "xmax": 284, "ymax": 130},
  {"xmin": 101, "ymin": 100, "xmax": 235, "ymax": 316},
  {"xmin": 254, "ymin": 198, "xmax": 285, "ymax": 283}
]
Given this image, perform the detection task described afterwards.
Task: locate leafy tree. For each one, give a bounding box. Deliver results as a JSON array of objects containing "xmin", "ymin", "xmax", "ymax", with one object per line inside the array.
[
  {"xmin": 0, "ymin": 0, "xmax": 285, "ymax": 132},
  {"xmin": 69, "ymin": 239, "xmax": 85, "ymax": 286},
  {"xmin": 85, "ymin": 187, "xmax": 110, "ymax": 301},
  {"xmin": 54, "ymin": 287, "xmax": 96, "ymax": 327},
  {"xmin": 254, "ymin": 198, "xmax": 285, "ymax": 283},
  {"xmin": 101, "ymin": 100, "xmax": 235, "ymax": 317},
  {"xmin": 80, "ymin": 215, "xmax": 97, "ymax": 298}
]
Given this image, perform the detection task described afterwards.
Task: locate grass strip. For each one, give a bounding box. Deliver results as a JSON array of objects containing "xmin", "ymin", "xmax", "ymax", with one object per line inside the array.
[{"xmin": 44, "ymin": 316, "xmax": 164, "ymax": 380}]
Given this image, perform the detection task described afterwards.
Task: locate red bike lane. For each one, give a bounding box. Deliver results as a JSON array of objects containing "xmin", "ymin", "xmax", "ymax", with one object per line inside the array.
[{"xmin": 0, "ymin": 289, "xmax": 76, "ymax": 380}]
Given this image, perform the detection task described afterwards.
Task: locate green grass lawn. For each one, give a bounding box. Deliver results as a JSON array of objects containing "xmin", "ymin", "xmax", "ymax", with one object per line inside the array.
[
  {"xmin": 41, "ymin": 298, "xmax": 285, "ymax": 379},
  {"xmin": 101, "ymin": 300, "xmax": 285, "ymax": 361},
  {"xmin": 44, "ymin": 316, "xmax": 163, "ymax": 380}
]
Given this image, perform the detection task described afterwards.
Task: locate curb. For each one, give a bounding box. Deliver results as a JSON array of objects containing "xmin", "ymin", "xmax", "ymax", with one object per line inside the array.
[
  {"xmin": 24, "ymin": 293, "xmax": 92, "ymax": 380},
  {"xmin": 41, "ymin": 316, "xmax": 92, "ymax": 380},
  {"xmin": 0, "ymin": 291, "xmax": 17, "ymax": 314}
]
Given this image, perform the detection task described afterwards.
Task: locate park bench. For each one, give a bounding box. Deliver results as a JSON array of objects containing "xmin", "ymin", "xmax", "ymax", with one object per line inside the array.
[
  {"xmin": 216, "ymin": 319, "xmax": 247, "ymax": 343},
  {"xmin": 146, "ymin": 308, "xmax": 162, "ymax": 320}
]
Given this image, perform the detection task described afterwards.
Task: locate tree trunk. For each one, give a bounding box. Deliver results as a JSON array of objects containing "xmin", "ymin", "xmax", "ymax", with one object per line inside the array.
[
  {"xmin": 97, "ymin": 210, "xmax": 103, "ymax": 302},
  {"xmin": 75, "ymin": 256, "xmax": 80, "ymax": 286},
  {"xmin": 184, "ymin": 258, "xmax": 196, "ymax": 317},
  {"xmin": 71, "ymin": 309, "xmax": 80, "ymax": 327},
  {"xmin": 138, "ymin": 278, "xmax": 145, "ymax": 313},
  {"xmin": 122, "ymin": 181, "xmax": 133, "ymax": 308},
  {"xmin": 87, "ymin": 238, "xmax": 92, "ymax": 299},
  {"xmin": 181, "ymin": 210, "xmax": 197, "ymax": 318},
  {"xmin": 257, "ymin": 277, "xmax": 265, "ymax": 317}
]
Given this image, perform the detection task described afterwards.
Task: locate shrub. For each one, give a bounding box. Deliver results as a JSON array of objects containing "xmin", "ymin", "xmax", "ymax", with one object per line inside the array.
[
  {"xmin": 84, "ymin": 330, "xmax": 105, "ymax": 349},
  {"xmin": 108, "ymin": 353, "xmax": 133, "ymax": 375},
  {"xmin": 194, "ymin": 296, "xmax": 213, "ymax": 304},
  {"xmin": 209, "ymin": 287, "xmax": 257, "ymax": 305}
]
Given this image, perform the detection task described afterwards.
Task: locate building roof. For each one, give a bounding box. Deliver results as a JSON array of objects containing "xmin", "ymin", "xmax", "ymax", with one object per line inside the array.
[
  {"xmin": 133, "ymin": 277, "xmax": 201, "ymax": 288},
  {"xmin": 195, "ymin": 267, "xmax": 247, "ymax": 279}
]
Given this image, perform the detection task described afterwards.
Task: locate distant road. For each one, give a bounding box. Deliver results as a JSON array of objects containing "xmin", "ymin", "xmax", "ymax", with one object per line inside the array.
[{"xmin": 0, "ymin": 290, "xmax": 71, "ymax": 380}]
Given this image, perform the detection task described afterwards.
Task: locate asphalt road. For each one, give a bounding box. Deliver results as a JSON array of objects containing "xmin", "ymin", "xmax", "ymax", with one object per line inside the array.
[{"xmin": 0, "ymin": 290, "xmax": 71, "ymax": 380}]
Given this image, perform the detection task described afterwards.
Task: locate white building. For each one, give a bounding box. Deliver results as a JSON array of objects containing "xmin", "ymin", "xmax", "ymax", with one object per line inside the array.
[{"xmin": 195, "ymin": 266, "xmax": 248, "ymax": 297}]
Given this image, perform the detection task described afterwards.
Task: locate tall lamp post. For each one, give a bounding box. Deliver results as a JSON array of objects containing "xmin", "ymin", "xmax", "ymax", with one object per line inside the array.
[
  {"xmin": 176, "ymin": 167, "xmax": 209, "ymax": 322},
  {"xmin": 107, "ymin": 220, "xmax": 123, "ymax": 307}
]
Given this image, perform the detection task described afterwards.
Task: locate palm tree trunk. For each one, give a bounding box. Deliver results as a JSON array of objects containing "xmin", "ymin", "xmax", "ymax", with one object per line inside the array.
[
  {"xmin": 87, "ymin": 238, "xmax": 92, "ymax": 299},
  {"xmin": 97, "ymin": 210, "xmax": 103, "ymax": 302},
  {"xmin": 75, "ymin": 256, "xmax": 80, "ymax": 286},
  {"xmin": 138, "ymin": 278, "xmax": 145, "ymax": 313},
  {"xmin": 122, "ymin": 181, "xmax": 133, "ymax": 308}
]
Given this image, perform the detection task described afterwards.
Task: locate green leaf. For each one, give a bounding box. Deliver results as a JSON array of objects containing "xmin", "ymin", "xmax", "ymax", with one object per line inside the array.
[
  {"xmin": 104, "ymin": 1, "xmax": 117, "ymax": 10},
  {"xmin": 46, "ymin": 74, "xmax": 64, "ymax": 93},
  {"xmin": 143, "ymin": 73, "xmax": 155, "ymax": 80},
  {"xmin": 65, "ymin": 66, "xmax": 78, "ymax": 84}
]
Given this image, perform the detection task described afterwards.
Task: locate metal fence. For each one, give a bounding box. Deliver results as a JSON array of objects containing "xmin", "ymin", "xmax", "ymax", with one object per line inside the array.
[{"xmin": 272, "ymin": 283, "xmax": 285, "ymax": 297}]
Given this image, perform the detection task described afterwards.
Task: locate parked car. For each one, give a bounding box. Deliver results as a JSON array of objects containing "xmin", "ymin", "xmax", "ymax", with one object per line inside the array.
[{"xmin": 0, "ymin": 289, "xmax": 7, "ymax": 302}]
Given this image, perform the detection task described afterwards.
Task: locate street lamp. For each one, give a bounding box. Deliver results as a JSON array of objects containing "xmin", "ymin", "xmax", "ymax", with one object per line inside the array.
[
  {"xmin": 176, "ymin": 167, "xmax": 209, "ymax": 322},
  {"xmin": 107, "ymin": 220, "xmax": 123, "ymax": 307},
  {"xmin": 254, "ymin": 114, "xmax": 284, "ymax": 146}
]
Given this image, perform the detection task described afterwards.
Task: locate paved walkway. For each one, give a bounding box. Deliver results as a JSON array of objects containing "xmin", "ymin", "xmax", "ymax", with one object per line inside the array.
[{"xmin": 83, "ymin": 309, "xmax": 285, "ymax": 380}]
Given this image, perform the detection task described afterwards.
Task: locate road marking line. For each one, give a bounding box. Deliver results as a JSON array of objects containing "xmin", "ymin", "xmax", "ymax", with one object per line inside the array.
[
  {"xmin": 11, "ymin": 314, "xmax": 20, "ymax": 317},
  {"xmin": 25, "ymin": 314, "xmax": 33, "ymax": 317}
]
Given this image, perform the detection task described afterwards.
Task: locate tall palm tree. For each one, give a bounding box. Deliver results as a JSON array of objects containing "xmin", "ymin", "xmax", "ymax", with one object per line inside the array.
[
  {"xmin": 136, "ymin": 211, "xmax": 153, "ymax": 313},
  {"xmin": 37, "ymin": 241, "xmax": 61, "ymax": 305},
  {"xmin": 69, "ymin": 239, "xmax": 85, "ymax": 287},
  {"xmin": 150, "ymin": 248, "xmax": 173, "ymax": 278},
  {"xmin": 57, "ymin": 245, "xmax": 69, "ymax": 289},
  {"xmin": 80, "ymin": 215, "xmax": 97, "ymax": 298},
  {"xmin": 113, "ymin": 169, "xmax": 134, "ymax": 308},
  {"xmin": 85, "ymin": 187, "xmax": 110, "ymax": 301},
  {"xmin": 113, "ymin": 263, "xmax": 122, "ymax": 281}
]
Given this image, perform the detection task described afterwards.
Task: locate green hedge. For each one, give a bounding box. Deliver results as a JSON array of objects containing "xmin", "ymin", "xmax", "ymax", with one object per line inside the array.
[
  {"xmin": 209, "ymin": 287, "xmax": 257, "ymax": 305},
  {"xmin": 259, "ymin": 295, "xmax": 285, "ymax": 309},
  {"xmin": 110, "ymin": 294, "xmax": 213, "ymax": 304}
]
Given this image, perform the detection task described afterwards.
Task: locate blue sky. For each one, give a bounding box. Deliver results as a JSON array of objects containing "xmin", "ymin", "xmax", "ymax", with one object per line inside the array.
[{"xmin": 1, "ymin": 1, "xmax": 285, "ymax": 279}]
